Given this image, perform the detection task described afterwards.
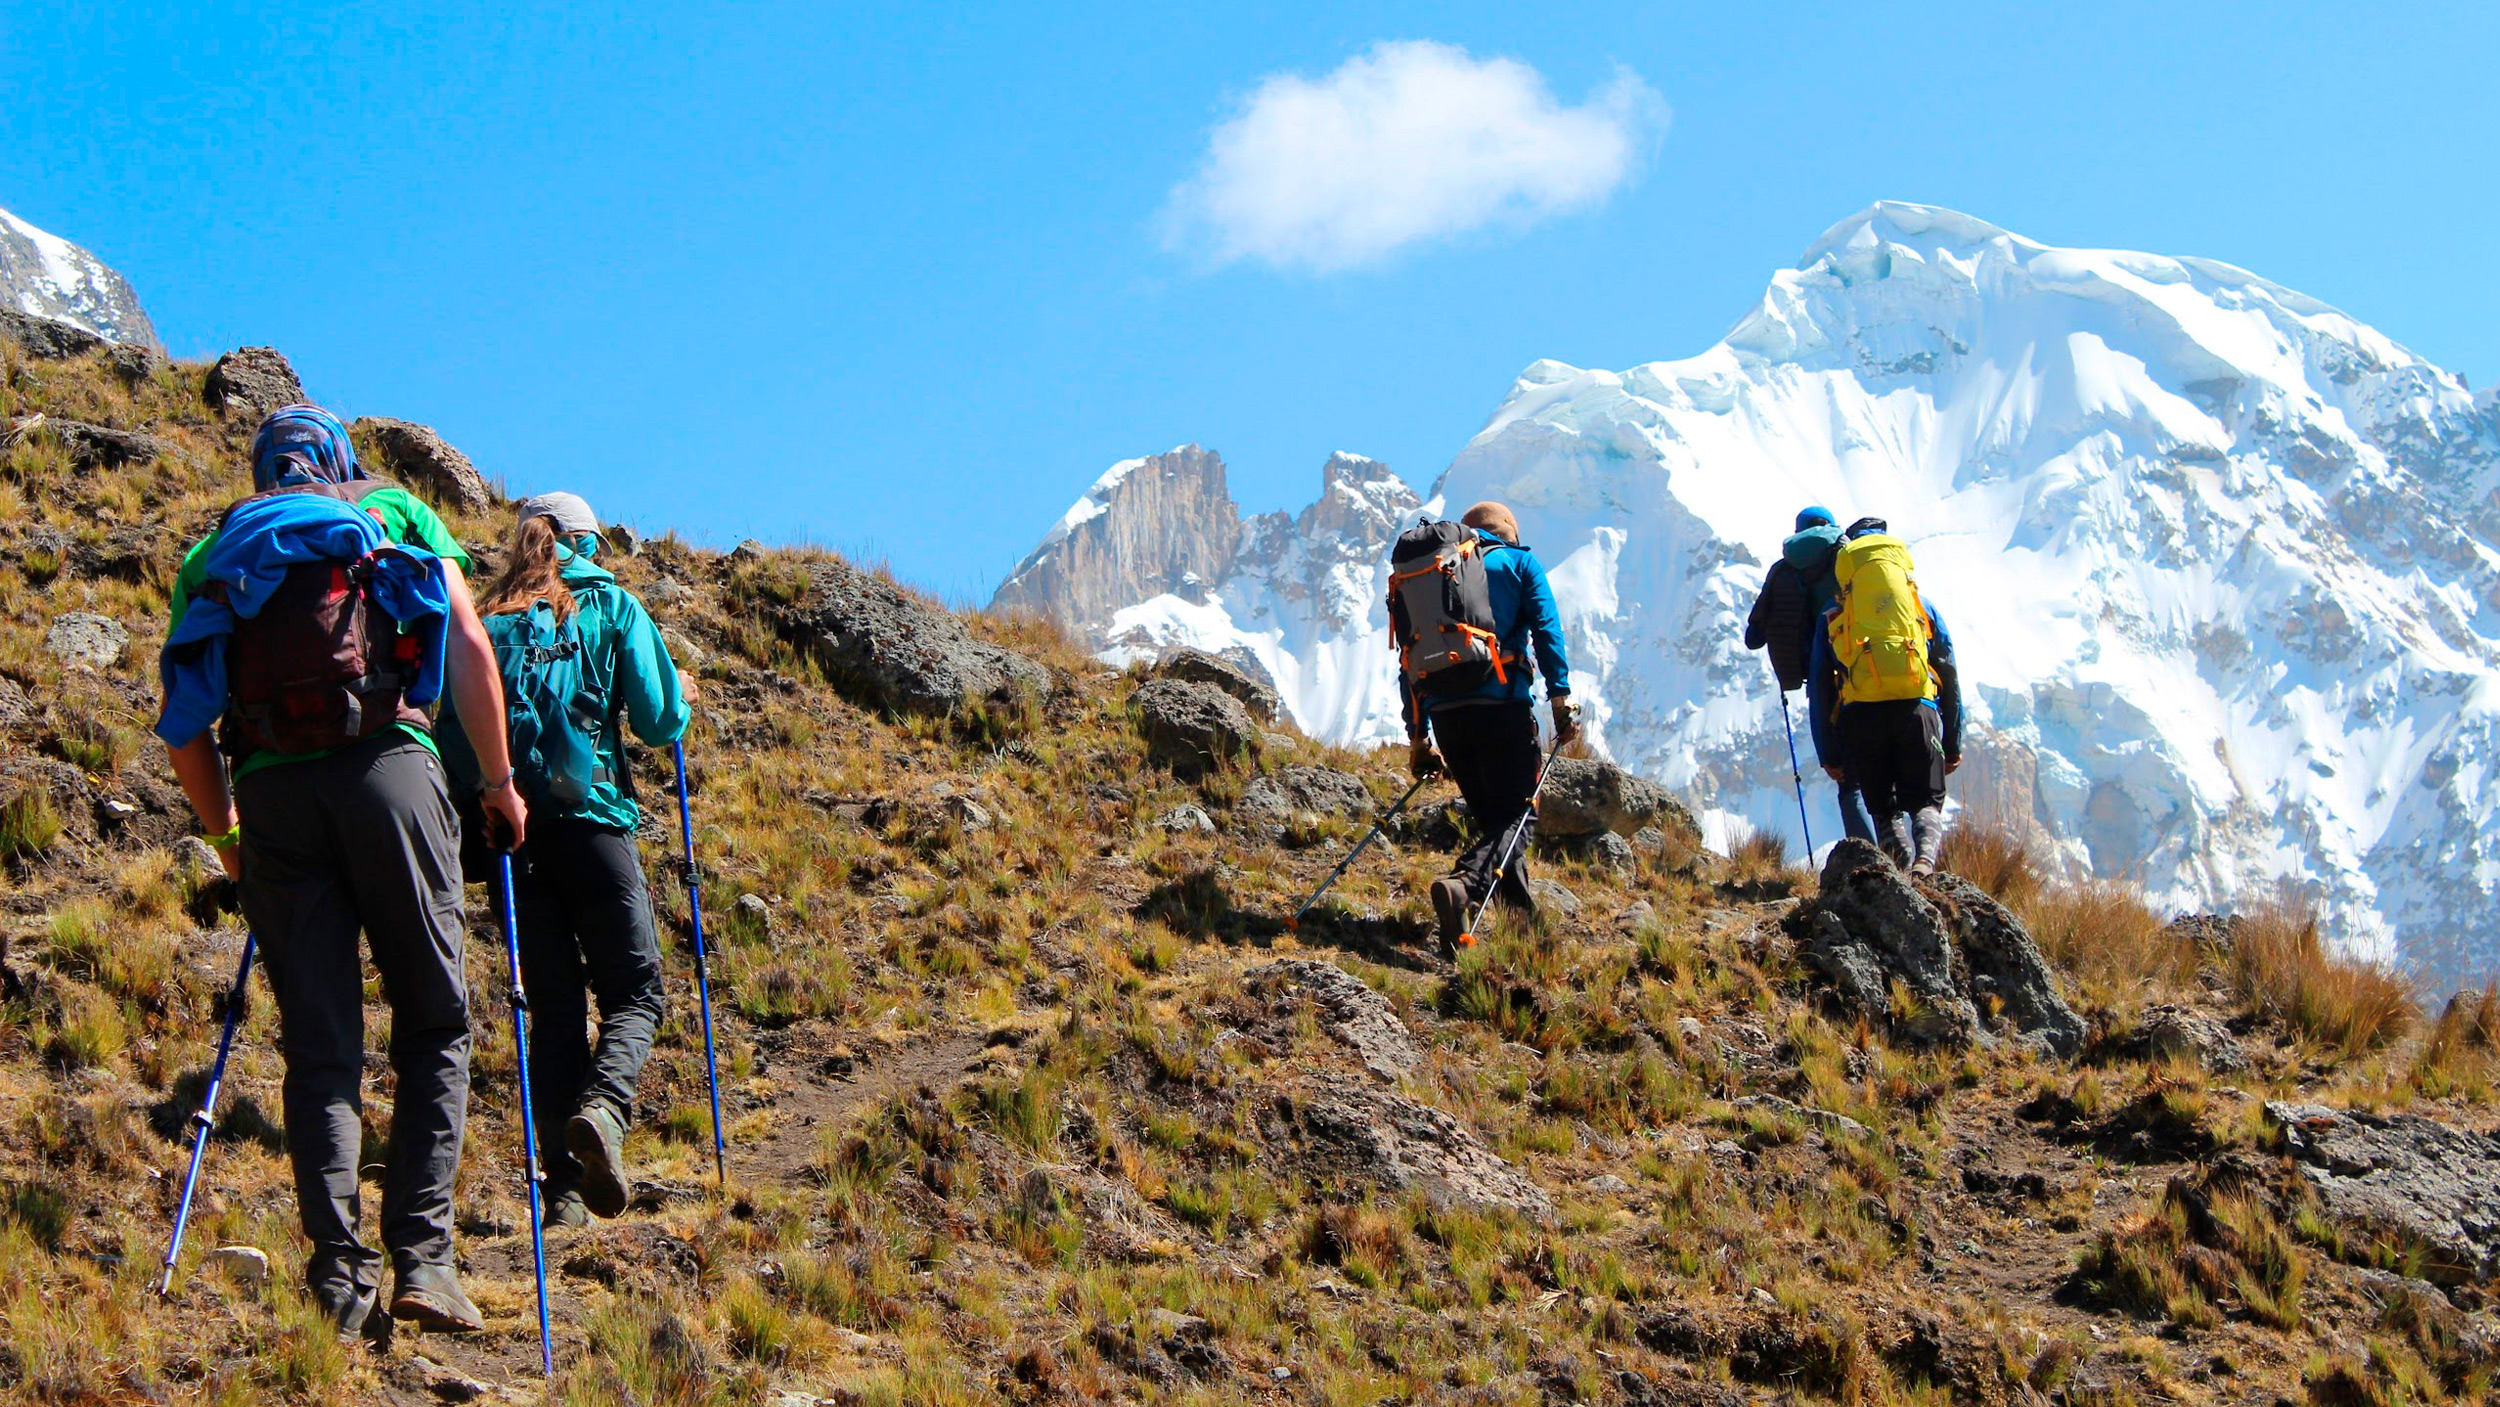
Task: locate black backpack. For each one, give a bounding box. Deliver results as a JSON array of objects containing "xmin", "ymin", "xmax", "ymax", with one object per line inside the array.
[{"xmin": 1388, "ymin": 520, "xmax": 1512, "ymax": 698}]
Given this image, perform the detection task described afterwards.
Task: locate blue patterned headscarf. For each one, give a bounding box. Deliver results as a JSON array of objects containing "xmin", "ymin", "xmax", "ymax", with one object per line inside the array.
[{"xmin": 248, "ymin": 404, "xmax": 366, "ymax": 490}]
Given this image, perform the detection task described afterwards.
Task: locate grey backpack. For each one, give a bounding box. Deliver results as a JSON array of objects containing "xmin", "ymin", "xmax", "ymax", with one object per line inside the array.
[{"xmin": 1388, "ymin": 520, "xmax": 1509, "ymax": 698}]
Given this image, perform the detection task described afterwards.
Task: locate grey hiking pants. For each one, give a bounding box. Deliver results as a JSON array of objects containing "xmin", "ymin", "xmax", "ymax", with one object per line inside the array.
[
  {"xmin": 234, "ymin": 733, "xmax": 469, "ymax": 1296},
  {"xmin": 510, "ymin": 816, "xmax": 666, "ymax": 1197}
]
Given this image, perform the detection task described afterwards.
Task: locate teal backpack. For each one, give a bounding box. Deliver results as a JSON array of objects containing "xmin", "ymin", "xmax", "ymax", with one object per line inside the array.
[{"xmin": 483, "ymin": 591, "xmax": 617, "ymax": 813}]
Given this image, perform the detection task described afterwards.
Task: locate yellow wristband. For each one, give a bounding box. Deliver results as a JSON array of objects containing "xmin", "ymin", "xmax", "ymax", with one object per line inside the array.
[{"xmin": 206, "ymin": 823, "xmax": 241, "ymax": 849}]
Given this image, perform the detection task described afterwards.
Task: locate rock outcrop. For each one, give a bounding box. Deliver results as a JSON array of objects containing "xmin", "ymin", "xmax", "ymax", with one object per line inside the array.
[
  {"xmin": 202, "ymin": 347, "xmax": 305, "ymax": 419},
  {"xmin": 0, "ymin": 307, "xmax": 106, "ymax": 360},
  {"xmin": 1787, "ymin": 840, "xmax": 2084, "ymax": 1056},
  {"xmin": 45, "ymin": 612, "xmax": 129, "ymax": 670},
  {"xmin": 788, "ymin": 557, "xmax": 1049, "ymax": 720},
  {"xmin": 1541, "ymin": 757, "xmax": 1689, "ymax": 840},
  {"xmin": 1130, "ymin": 679, "xmax": 1257, "ymax": 778},
  {"xmin": 1150, "ymin": 647, "xmax": 1280, "ymax": 722},
  {"xmin": 1232, "ymin": 764, "xmax": 1372, "ymax": 841},
  {"xmin": 1287, "ymin": 1076, "xmax": 1550, "ymax": 1216},
  {"xmin": 353, "ymin": 417, "xmax": 494, "ymax": 515},
  {"xmin": 1245, "ymin": 960, "xmax": 1420, "ymax": 1083},
  {"xmin": 2269, "ymin": 1102, "xmax": 2500, "ymax": 1282},
  {"xmin": 992, "ymin": 445, "xmax": 1241, "ymax": 641}
]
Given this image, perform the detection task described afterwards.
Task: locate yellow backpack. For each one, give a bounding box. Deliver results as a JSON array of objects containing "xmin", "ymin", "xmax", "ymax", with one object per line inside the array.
[{"xmin": 1828, "ymin": 534, "xmax": 1935, "ymax": 704}]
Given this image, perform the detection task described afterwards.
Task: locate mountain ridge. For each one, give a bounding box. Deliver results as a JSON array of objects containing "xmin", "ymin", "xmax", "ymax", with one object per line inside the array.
[{"xmin": 0, "ymin": 204, "xmax": 160, "ymax": 351}]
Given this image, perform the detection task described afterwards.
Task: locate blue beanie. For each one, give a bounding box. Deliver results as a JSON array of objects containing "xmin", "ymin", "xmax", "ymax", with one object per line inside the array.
[{"xmin": 1795, "ymin": 505, "xmax": 1837, "ymax": 532}]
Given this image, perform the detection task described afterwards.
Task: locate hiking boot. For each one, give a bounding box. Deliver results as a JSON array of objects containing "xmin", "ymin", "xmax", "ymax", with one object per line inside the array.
[
  {"xmin": 389, "ymin": 1263, "xmax": 484, "ymax": 1333},
  {"xmin": 543, "ymin": 1188, "xmax": 590, "ymax": 1230},
  {"xmin": 311, "ymin": 1280, "xmax": 380, "ymax": 1345},
  {"xmin": 566, "ymin": 1103, "xmax": 632, "ymax": 1219},
  {"xmin": 1430, "ymin": 877, "xmax": 1471, "ymax": 949}
]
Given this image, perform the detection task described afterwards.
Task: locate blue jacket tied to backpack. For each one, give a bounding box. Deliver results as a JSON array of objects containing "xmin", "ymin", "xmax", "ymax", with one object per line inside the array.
[
  {"xmin": 1398, "ymin": 527, "xmax": 1571, "ymax": 730},
  {"xmin": 155, "ymin": 492, "xmax": 450, "ymax": 747}
]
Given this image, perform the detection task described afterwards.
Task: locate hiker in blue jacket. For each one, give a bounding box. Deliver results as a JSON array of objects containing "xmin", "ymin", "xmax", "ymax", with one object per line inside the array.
[
  {"xmin": 443, "ymin": 492, "xmax": 692, "ymax": 1227},
  {"xmin": 1807, "ymin": 518, "xmax": 1963, "ymax": 873},
  {"xmin": 1399, "ymin": 501, "xmax": 1577, "ymax": 944},
  {"xmin": 1744, "ymin": 505, "xmax": 1877, "ymax": 844}
]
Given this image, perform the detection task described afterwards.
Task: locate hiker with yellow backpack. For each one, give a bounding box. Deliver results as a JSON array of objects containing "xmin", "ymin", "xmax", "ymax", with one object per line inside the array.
[{"xmin": 1806, "ymin": 517, "xmax": 1963, "ymax": 873}]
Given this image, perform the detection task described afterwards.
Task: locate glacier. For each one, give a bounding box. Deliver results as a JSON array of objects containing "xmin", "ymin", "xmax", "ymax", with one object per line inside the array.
[{"xmin": 1003, "ymin": 203, "xmax": 2500, "ymax": 981}]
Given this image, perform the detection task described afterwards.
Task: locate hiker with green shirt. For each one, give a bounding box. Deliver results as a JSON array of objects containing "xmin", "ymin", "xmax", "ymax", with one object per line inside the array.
[
  {"xmin": 155, "ymin": 404, "xmax": 525, "ymax": 1339},
  {"xmin": 441, "ymin": 491, "xmax": 693, "ymax": 1227}
]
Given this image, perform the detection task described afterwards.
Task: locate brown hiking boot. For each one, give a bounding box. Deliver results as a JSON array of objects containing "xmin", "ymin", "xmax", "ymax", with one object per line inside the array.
[{"xmin": 1430, "ymin": 877, "xmax": 1472, "ymax": 949}]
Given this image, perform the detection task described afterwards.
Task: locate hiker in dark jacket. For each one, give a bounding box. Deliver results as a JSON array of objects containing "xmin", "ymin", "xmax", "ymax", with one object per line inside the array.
[
  {"xmin": 1398, "ymin": 501, "xmax": 1577, "ymax": 946},
  {"xmin": 1806, "ymin": 519, "xmax": 1963, "ymax": 873},
  {"xmin": 442, "ymin": 492, "xmax": 693, "ymax": 1228},
  {"xmin": 156, "ymin": 405, "xmax": 525, "ymax": 1339},
  {"xmin": 1744, "ymin": 505, "xmax": 1876, "ymax": 844}
]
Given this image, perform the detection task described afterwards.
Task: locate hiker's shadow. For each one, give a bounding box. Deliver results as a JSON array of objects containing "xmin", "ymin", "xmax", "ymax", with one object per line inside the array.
[
  {"xmin": 149, "ymin": 1069, "xmax": 286, "ymax": 1153},
  {"xmin": 1134, "ymin": 867, "xmax": 1439, "ymax": 974}
]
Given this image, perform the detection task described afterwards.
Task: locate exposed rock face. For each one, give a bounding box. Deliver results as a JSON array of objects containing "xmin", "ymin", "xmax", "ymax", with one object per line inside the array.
[
  {"xmin": 0, "ymin": 205, "xmax": 160, "ymax": 349},
  {"xmin": 1233, "ymin": 764, "xmax": 1372, "ymax": 841},
  {"xmin": 1541, "ymin": 757, "xmax": 1689, "ymax": 839},
  {"xmin": 992, "ymin": 445, "xmax": 1241, "ymax": 641},
  {"xmin": 788, "ymin": 557, "xmax": 1050, "ymax": 719},
  {"xmin": 0, "ymin": 307, "xmax": 107, "ymax": 360},
  {"xmin": 38, "ymin": 419, "xmax": 171, "ymax": 470},
  {"xmin": 353, "ymin": 417, "xmax": 494, "ymax": 515},
  {"xmin": 203, "ymin": 347, "xmax": 305, "ymax": 419},
  {"xmin": 1787, "ymin": 839, "xmax": 2084, "ymax": 1056},
  {"xmin": 1245, "ymin": 960, "xmax": 1420, "ymax": 1082},
  {"xmin": 1289, "ymin": 1075, "xmax": 1550, "ymax": 1215},
  {"xmin": 2269, "ymin": 1102, "xmax": 2500, "ymax": 1282},
  {"xmin": 1151, "ymin": 647, "xmax": 1279, "ymax": 721},
  {"xmin": 1130, "ymin": 678, "xmax": 1257, "ymax": 778},
  {"xmin": 2110, "ymin": 1004, "xmax": 2249, "ymax": 1073}
]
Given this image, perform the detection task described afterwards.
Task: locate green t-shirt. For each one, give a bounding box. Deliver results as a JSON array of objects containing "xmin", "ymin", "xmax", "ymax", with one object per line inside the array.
[{"xmin": 168, "ymin": 484, "xmax": 474, "ymax": 782}]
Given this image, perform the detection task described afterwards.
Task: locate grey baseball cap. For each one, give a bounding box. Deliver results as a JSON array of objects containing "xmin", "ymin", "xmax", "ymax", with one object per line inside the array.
[{"xmin": 517, "ymin": 491, "xmax": 601, "ymax": 538}]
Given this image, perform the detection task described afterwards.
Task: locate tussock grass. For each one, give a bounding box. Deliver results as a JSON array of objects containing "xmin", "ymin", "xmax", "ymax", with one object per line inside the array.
[{"xmin": 2226, "ymin": 898, "xmax": 2415, "ymax": 1058}]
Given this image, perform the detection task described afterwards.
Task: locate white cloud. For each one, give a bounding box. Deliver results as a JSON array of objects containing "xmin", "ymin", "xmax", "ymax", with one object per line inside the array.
[{"xmin": 1163, "ymin": 41, "xmax": 1667, "ymax": 273}]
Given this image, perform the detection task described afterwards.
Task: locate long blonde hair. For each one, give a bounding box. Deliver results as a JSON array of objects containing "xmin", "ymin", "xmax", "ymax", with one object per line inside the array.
[{"xmin": 477, "ymin": 514, "xmax": 579, "ymax": 621}]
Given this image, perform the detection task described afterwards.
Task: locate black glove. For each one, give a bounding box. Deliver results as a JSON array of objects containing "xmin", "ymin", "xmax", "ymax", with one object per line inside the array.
[{"xmin": 1409, "ymin": 738, "xmax": 1445, "ymax": 780}]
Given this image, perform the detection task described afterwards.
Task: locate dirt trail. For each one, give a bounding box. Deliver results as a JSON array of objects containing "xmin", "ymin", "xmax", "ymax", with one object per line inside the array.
[{"xmin": 364, "ymin": 1027, "xmax": 988, "ymax": 1401}]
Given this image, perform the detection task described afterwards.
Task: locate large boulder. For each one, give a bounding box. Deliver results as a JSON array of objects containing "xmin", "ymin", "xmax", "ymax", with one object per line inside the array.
[
  {"xmin": 0, "ymin": 307, "xmax": 106, "ymax": 360},
  {"xmin": 2269, "ymin": 1103, "xmax": 2500, "ymax": 1283},
  {"xmin": 1130, "ymin": 678, "xmax": 1257, "ymax": 778},
  {"xmin": 353, "ymin": 417, "xmax": 494, "ymax": 516},
  {"xmin": 46, "ymin": 419, "xmax": 172, "ymax": 470},
  {"xmin": 787, "ymin": 556, "xmax": 1050, "ymax": 719},
  {"xmin": 1284, "ymin": 1075, "xmax": 1550, "ymax": 1216},
  {"xmin": 1541, "ymin": 756, "xmax": 1689, "ymax": 840},
  {"xmin": 1787, "ymin": 839, "xmax": 2084, "ymax": 1057},
  {"xmin": 1233, "ymin": 764, "xmax": 1372, "ymax": 841},
  {"xmin": 1150, "ymin": 647, "xmax": 1281, "ymax": 722},
  {"xmin": 202, "ymin": 347, "xmax": 305, "ymax": 419},
  {"xmin": 1245, "ymin": 960, "xmax": 1420, "ymax": 1083}
]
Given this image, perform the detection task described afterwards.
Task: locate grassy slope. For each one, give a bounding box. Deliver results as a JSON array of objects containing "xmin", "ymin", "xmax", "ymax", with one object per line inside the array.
[{"xmin": 1, "ymin": 342, "xmax": 2496, "ymax": 1407}]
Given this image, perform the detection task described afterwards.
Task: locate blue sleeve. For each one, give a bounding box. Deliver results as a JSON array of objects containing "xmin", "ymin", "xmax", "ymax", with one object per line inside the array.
[
  {"xmin": 610, "ymin": 590, "xmax": 692, "ymax": 745},
  {"xmin": 1806, "ymin": 611, "xmax": 1839, "ymax": 765},
  {"xmin": 1519, "ymin": 554, "xmax": 1571, "ymax": 696},
  {"xmin": 1927, "ymin": 603, "xmax": 1963, "ymax": 758}
]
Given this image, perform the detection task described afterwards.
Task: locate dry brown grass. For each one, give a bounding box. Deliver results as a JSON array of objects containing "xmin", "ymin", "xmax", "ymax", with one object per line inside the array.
[
  {"xmin": 1941, "ymin": 822, "xmax": 2187, "ymax": 1002},
  {"xmin": 2225, "ymin": 898, "xmax": 2416, "ymax": 1058}
]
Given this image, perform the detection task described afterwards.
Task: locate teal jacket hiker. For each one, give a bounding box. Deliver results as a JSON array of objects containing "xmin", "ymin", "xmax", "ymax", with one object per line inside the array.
[{"xmin": 443, "ymin": 554, "xmax": 691, "ymax": 830}]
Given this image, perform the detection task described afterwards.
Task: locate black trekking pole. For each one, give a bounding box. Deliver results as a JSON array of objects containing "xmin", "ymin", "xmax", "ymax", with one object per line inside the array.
[
  {"xmin": 1456, "ymin": 739, "xmax": 1565, "ymax": 950},
  {"xmin": 1778, "ymin": 692, "xmax": 1816, "ymax": 856},
  {"xmin": 157, "ymin": 931, "xmax": 256, "ymax": 1297},
  {"xmin": 495, "ymin": 851, "xmax": 556, "ymax": 1376},
  {"xmin": 1284, "ymin": 774, "xmax": 1431, "ymax": 931},
  {"xmin": 669, "ymin": 740, "xmax": 728, "ymax": 1191}
]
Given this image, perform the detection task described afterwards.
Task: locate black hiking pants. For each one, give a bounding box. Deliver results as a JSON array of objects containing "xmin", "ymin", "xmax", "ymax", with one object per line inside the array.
[
  {"xmin": 1429, "ymin": 700, "xmax": 1541, "ymax": 909},
  {"xmin": 233, "ymin": 733, "xmax": 469, "ymax": 1299},
  {"xmin": 1838, "ymin": 700, "xmax": 1948, "ymax": 866},
  {"xmin": 510, "ymin": 816, "xmax": 666, "ymax": 1199}
]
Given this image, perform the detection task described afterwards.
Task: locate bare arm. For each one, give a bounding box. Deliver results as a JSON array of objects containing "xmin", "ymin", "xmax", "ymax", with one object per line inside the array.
[
  {"xmin": 166, "ymin": 734, "xmax": 241, "ymax": 878},
  {"xmin": 440, "ymin": 558, "xmax": 529, "ymax": 848}
]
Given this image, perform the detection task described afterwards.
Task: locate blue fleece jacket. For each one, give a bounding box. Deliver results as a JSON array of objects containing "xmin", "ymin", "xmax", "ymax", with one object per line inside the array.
[
  {"xmin": 1807, "ymin": 600, "xmax": 1964, "ymax": 766},
  {"xmin": 1399, "ymin": 528, "xmax": 1571, "ymax": 735},
  {"xmin": 155, "ymin": 492, "xmax": 450, "ymax": 749}
]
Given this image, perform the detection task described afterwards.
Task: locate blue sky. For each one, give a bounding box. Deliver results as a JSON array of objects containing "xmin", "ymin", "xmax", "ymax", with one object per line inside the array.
[{"xmin": 4, "ymin": 2, "xmax": 2491, "ymax": 602}]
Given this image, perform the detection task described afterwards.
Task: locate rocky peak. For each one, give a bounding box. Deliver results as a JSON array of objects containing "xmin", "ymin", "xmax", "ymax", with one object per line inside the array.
[
  {"xmin": 991, "ymin": 445, "xmax": 1241, "ymax": 643},
  {"xmin": 0, "ymin": 205, "xmax": 160, "ymax": 351}
]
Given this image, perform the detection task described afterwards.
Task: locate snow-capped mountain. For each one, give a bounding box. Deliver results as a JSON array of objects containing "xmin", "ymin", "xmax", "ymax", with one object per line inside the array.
[
  {"xmin": 1003, "ymin": 203, "xmax": 2500, "ymax": 980},
  {"xmin": 1, "ymin": 204, "xmax": 159, "ymax": 348}
]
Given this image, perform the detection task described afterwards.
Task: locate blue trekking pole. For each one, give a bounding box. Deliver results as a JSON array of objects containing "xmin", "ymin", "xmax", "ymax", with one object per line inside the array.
[
  {"xmin": 495, "ymin": 852, "xmax": 556, "ymax": 1376},
  {"xmin": 1778, "ymin": 693, "xmax": 1816, "ymax": 856},
  {"xmin": 157, "ymin": 932, "xmax": 256, "ymax": 1296},
  {"xmin": 670, "ymin": 740, "xmax": 729, "ymax": 1191}
]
